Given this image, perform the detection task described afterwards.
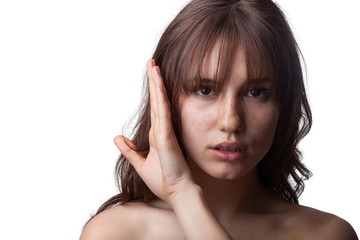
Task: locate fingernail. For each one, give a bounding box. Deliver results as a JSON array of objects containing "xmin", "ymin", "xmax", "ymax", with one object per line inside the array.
[
  {"xmin": 156, "ymin": 66, "xmax": 161, "ymax": 75},
  {"xmin": 160, "ymin": 85, "xmax": 167, "ymax": 95},
  {"xmin": 152, "ymin": 66, "xmax": 160, "ymax": 79}
]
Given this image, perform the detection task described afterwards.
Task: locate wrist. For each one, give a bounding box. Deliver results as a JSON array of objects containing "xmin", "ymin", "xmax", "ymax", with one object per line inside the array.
[
  {"xmin": 167, "ymin": 183, "xmax": 232, "ymax": 239},
  {"xmin": 168, "ymin": 182, "xmax": 203, "ymax": 210}
]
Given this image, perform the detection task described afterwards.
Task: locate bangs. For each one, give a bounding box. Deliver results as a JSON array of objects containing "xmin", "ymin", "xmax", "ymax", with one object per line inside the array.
[
  {"xmin": 181, "ymin": 30, "xmax": 239, "ymax": 94},
  {"xmin": 155, "ymin": 0, "xmax": 290, "ymax": 109},
  {"xmin": 179, "ymin": 15, "xmax": 278, "ymax": 96}
]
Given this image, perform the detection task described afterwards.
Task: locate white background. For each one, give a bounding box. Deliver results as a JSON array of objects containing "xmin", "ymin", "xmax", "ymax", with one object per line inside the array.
[{"xmin": 0, "ymin": 0, "xmax": 359, "ymax": 239}]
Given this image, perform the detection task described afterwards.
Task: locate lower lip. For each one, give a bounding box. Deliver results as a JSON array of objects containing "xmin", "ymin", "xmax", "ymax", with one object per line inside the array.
[{"xmin": 210, "ymin": 149, "xmax": 246, "ymax": 161}]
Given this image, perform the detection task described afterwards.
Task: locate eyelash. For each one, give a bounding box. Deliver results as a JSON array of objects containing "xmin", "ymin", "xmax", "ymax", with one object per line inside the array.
[
  {"xmin": 195, "ymin": 87, "xmax": 215, "ymax": 96},
  {"xmin": 247, "ymin": 87, "xmax": 269, "ymax": 98},
  {"xmin": 194, "ymin": 86, "xmax": 269, "ymax": 98}
]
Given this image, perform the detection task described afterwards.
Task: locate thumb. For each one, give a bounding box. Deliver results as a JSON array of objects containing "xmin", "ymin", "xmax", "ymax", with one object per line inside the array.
[{"xmin": 114, "ymin": 135, "xmax": 145, "ymax": 171}]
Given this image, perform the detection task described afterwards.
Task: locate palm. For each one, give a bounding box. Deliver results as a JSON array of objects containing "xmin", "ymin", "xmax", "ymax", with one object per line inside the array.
[{"xmin": 114, "ymin": 59, "xmax": 192, "ymax": 204}]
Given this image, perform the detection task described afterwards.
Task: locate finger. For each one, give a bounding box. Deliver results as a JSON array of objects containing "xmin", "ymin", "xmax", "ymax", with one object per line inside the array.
[
  {"xmin": 152, "ymin": 66, "xmax": 172, "ymax": 129},
  {"xmin": 114, "ymin": 135, "xmax": 145, "ymax": 171},
  {"xmin": 147, "ymin": 59, "xmax": 157, "ymax": 124}
]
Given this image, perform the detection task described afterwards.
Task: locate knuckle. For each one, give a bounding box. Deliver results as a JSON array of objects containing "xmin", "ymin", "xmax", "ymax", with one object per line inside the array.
[{"xmin": 157, "ymin": 132, "xmax": 174, "ymax": 149}]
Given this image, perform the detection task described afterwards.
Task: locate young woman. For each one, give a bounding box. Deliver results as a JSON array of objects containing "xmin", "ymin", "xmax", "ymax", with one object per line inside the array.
[{"xmin": 81, "ymin": 0, "xmax": 358, "ymax": 239}]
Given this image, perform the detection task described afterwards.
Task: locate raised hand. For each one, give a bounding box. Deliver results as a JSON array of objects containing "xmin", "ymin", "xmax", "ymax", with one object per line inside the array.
[
  {"xmin": 114, "ymin": 59, "xmax": 193, "ymax": 206},
  {"xmin": 113, "ymin": 60, "xmax": 232, "ymax": 239}
]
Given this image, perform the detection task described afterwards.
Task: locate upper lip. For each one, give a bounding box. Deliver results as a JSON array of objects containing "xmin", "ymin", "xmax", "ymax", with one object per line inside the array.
[{"xmin": 211, "ymin": 142, "xmax": 246, "ymax": 151}]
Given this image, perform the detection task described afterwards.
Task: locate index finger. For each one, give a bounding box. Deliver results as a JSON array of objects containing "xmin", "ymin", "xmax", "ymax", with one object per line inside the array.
[
  {"xmin": 147, "ymin": 59, "xmax": 157, "ymax": 124},
  {"xmin": 151, "ymin": 65, "xmax": 172, "ymax": 126}
]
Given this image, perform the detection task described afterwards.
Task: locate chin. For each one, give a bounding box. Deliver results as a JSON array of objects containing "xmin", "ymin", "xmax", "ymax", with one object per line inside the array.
[
  {"xmin": 201, "ymin": 164, "xmax": 254, "ymax": 180},
  {"xmin": 187, "ymin": 155, "xmax": 259, "ymax": 181},
  {"xmin": 208, "ymin": 171, "xmax": 245, "ymax": 180}
]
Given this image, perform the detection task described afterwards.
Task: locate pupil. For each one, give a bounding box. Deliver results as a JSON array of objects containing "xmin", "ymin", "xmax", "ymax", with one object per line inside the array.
[
  {"xmin": 251, "ymin": 88, "xmax": 261, "ymax": 97},
  {"xmin": 201, "ymin": 88, "xmax": 210, "ymax": 95}
]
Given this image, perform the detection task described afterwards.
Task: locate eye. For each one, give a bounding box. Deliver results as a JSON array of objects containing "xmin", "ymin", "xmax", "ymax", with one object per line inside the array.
[
  {"xmin": 247, "ymin": 87, "xmax": 268, "ymax": 98},
  {"xmin": 195, "ymin": 87, "xmax": 215, "ymax": 96}
]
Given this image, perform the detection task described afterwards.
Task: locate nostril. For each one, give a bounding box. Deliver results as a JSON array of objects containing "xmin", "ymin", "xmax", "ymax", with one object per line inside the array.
[
  {"xmin": 219, "ymin": 111, "xmax": 244, "ymax": 133},
  {"xmin": 217, "ymin": 97, "xmax": 245, "ymax": 133}
]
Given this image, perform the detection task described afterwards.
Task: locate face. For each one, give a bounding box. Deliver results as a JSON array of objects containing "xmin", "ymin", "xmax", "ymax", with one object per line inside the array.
[{"xmin": 179, "ymin": 44, "xmax": 279, "ymax": 180}]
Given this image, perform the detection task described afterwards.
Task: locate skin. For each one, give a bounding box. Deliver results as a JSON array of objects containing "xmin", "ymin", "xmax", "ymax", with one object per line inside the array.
[
  {"xmin": 180, "ymin": 43, "xmax": 279, "ymax": 182},
  {"xmin": 80, "ymin": 45, "xmax": 358, "ymax": 240}
]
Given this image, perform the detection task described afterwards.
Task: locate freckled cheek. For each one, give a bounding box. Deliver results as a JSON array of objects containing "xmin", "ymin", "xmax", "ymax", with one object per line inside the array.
[
  {"xmin": 180, "ymin": 103, "xmax": 215, "ymax": 135},
  {"xmin": 179, "ymin": 102, "xmax": 215, "ymax": 158},
  {"xmin": 247, "ymin": 106, "xmax": 279, "ymax": 141}
]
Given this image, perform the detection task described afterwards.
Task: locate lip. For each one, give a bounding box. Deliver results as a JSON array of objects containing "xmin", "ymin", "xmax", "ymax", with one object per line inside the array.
[{"xmin": 210, "ymin": 142, "xmax": 247, "ymax": 161}]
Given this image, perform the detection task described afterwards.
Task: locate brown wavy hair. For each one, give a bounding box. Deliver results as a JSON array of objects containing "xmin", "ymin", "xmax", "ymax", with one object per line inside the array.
[{"xmin": 93, "ymin": 0, "xmax": 312, "ymax": 217}]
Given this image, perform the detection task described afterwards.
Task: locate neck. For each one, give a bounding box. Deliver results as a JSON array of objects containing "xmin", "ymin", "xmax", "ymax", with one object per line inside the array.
[{"xmin": 189, "ymin": 162, "xmax": 270, "ymax": 220}]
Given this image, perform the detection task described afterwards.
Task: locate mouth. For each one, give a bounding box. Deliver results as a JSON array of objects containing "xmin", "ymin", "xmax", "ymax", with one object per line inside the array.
[
  {"xmin": 214, "ymin": 146, "xmax": 243, "ymax": 152},
  {"xmin": 210, "ymin": 142, "xmax": 247, "ymax": 161}
]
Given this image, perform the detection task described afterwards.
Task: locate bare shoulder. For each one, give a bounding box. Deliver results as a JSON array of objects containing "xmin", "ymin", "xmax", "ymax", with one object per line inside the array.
[
  {"xmin": 286, "ymin": 204, "xmax": 358, "ymax": 240},
  {"xmin": 80, "ymin": 200, "xmax": 183, "ymax": 240},
  {"xmin": 80, "ymin": 202, "xmax": 145, "ymax": 240}
]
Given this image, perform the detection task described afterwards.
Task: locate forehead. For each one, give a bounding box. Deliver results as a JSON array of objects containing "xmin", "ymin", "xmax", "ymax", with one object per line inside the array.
[
  {"xmin": 201, "ymin": 41, "xmax": 246, "ymax": 80},
  {"xmin": 199, "ymin": 40, "xmax": 271, "ymax": 84},
  {"xmin": 181, "ymin": 36, "xmax": 275, "ymax": 95}
]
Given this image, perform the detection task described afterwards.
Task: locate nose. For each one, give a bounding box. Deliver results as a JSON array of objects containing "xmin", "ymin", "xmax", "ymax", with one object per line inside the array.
[{"xmin": 218, "ymin": 96, "xmax": 244, "ymax": 133}]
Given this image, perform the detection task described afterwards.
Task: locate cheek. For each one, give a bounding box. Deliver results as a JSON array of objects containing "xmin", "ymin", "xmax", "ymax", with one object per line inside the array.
[
  {"xmin": 179, "ymin": 99, "xmax": 216, "ymax": 155},
  {"xmin": 248, "ymin": 104, "xmax": 279, "ymax": 143},
  {"xmin": 260, "ymin": 109, "xmax": 278, "ymax": 132},
  {"xmin": 180, "ymin": 99, "xmax": 214, "ymax": 133}
]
